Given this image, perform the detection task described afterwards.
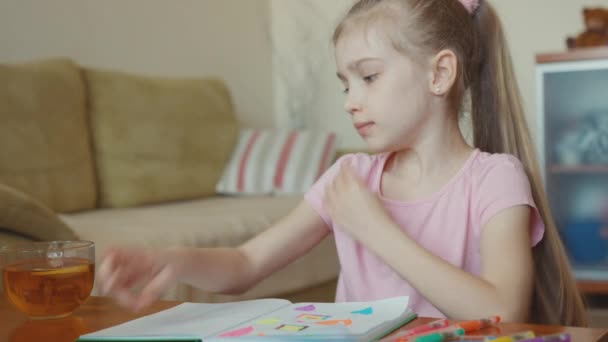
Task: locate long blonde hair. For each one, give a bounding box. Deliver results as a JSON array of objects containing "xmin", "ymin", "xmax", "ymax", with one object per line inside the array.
[{"xmin": 333, "ymin": 0, "xmax": 587, "ymax": 326}]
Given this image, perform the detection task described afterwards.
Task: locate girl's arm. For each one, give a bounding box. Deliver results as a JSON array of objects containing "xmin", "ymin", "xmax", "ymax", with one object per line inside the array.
[
  {"xmin": 363, "ymin": 205, "xmax": 534, "ymax": 322},
  {"xmin": 100, "ymin": 201, "xmax": 330, "ymax": 311},
  {"xmin": 169, "ymin": 200, "xmax": 330, "ymax": 294}
]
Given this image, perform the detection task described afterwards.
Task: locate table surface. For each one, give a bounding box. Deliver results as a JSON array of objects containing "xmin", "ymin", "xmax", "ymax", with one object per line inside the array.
[{"xmin": 1, "ymin": 296, "xmax": 607, "ymax": 341}]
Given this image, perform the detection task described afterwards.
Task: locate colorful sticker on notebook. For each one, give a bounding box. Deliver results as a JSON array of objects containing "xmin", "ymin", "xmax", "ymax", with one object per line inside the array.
[
  {"xmin": 351, "ymin": 307, "xmax": 373, "ymax": 315},
  {"xmin": 256, "ymin": 318, "xmax": 280, "ymax": 325},
  {"xmin": 275, "ymin": 324, "xmax": 309, "ymax": 332},
  {"xmin": 314, "ymin": 319, "xmax": 352, "ymax": 326},
  {"xmin": 294, "ymin": 304, "xmax": 316, "ymax": 312},
  {"xmin": 218, "ymin": 326, "xmax": 254, "ymax": 337},
  {"xmin": 296, "ymin": 313, "xmax": 331, "ymax": 321}
]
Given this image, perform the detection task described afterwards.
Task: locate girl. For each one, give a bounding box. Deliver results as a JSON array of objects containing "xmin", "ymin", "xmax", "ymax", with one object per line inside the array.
[{"xmin": 98, "ymin": 0, "xmax": 587, "ymax": 326}]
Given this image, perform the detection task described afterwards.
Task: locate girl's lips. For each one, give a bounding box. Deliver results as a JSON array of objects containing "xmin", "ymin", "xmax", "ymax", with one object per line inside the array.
[{"xmin": 354, "ymin": 121, "xmax": 374, "ymax": 136}]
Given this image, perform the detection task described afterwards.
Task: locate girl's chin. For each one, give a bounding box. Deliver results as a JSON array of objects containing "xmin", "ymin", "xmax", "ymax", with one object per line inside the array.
[
  {"xmin": 363, "ymin": 140, "xmax": 393, "ymax": 154},
  {"xmin": 363, "ymin": 137, "xmax": 410, "ymax": 153}
]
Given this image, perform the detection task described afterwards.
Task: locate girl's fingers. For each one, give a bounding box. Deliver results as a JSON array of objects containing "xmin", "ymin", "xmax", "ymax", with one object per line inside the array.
[
  {"xmin": 134, "ymin": 266, "xmax": 175, "ymax": 312},
  {"xmin": 341, "ymin": 164, "xmax": 357, "ymax": 186},
  {"xmin": 98, "ymin": 248, "xmax": 152, "ymax": 296},
  {"xmin": 101, "ymin": 268, "xmax": 119, "ymax": 295},
  {"xmin": 114, "ymin": 287, "xmax": 139, "ymax": 311},
  {"xmin": 95, "ymin": 246, "xmax": 171, "ymax": 312},
  {"xmin": 97, "ymin": 252, "xmax": 119, "ymax": 294}
]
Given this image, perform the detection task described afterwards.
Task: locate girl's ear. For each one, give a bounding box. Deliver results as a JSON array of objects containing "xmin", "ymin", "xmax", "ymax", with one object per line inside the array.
[{"xmin": 428, "ymin": 49, "xmax": 458, "ymax": 96}]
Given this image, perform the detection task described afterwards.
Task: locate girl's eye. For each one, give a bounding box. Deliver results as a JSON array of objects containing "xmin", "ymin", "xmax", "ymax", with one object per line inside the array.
[{"xmin": 363, "ymin": 74, "xmax": 378, "ymax": 83}]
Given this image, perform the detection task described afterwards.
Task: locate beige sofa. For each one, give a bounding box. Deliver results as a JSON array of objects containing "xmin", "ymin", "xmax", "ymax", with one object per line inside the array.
[{"xmin": 0, "ymin": 58, "xmax": 339, "ymax": 303}]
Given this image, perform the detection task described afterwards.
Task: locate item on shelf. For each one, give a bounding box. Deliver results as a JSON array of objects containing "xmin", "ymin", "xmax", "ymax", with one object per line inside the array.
[
  {"xmin": 555, "ymin": 128, "xmax": 583, "ymax": 166},
  {"xmin": 566, "ymin": 8, "xmax": 608, "ymax": 49},
  {"xmin": 561, "ymin": 220, "xmax": 608, "ymax": 265},
  {"xmin": 555, "ymin": 110, "xmax": 608, "ymax": 165},
  {"xmin": 570, "ymin": 183, "xmax": 608, "ymax": 221}
]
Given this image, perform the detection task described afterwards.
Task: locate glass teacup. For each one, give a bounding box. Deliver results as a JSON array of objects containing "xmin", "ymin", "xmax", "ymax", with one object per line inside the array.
[{"xmin": 1, "ymin": 240, "xmax": 95, "ymax": 319}]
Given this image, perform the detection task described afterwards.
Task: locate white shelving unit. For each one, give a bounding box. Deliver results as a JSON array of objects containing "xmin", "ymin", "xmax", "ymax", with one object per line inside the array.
[{"xmin": 536, "ymin": 48, "xmax": 608, "ymax": 293}]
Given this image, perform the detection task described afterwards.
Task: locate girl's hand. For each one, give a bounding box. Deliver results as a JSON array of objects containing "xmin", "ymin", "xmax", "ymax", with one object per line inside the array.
[
  {"xmin": 324, "ymin": 163, "xmax": 393, "ymax": 241},
  {"xmin": 97, "ymin": 246, "xmax": 177, "ymax": 312}
]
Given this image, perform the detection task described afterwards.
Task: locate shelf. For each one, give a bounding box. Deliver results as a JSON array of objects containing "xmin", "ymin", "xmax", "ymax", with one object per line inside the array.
[
  {"xmin": 578, "ymin": 280, "xmax": 608, "ymax": 295},
  {"xmin": 549, "ymin": 165, "xmax": 608, "ymax": 174},
  {"xmin": 574, "ymin": 267, "xmax": 608, "ymax": 282},
  {"xmin": 537, "ymin": 47, "xmax": 608, "ymax": 64},
  {"xmin": 575, "ymin": 270, "xmax": 608, "ymax": 295}
]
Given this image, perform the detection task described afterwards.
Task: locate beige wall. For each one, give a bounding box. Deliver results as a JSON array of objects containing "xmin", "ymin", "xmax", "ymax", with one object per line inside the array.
[
  {"xmin": 272, "ymin": 0, "xmax": 608, "ymax": 149},
  {"xmin": 2, "ymin": 0, "xmax": 607, "ymax": 143},
  {"xmin": 492, "ymin": 0, "xmax": 607, "ymax": 145},
  {"xmin": 0, "ymin": 0, "xmax": 274, "ymax": 128}
]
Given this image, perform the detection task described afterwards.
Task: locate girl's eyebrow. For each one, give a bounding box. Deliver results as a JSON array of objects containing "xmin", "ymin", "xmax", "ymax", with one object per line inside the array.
[
  {"xmin": 347, "ymin": 57, "xmax": 382, "ymax": 70},
  {"xmin": 337, "ymin": 57, "xmax": 383, "ymax": 80}
]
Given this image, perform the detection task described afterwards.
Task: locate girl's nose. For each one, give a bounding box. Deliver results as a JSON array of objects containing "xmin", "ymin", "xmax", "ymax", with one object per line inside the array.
[{"xmin": 344, "ymin": 96, "xmax": 362, "ymax": 115}]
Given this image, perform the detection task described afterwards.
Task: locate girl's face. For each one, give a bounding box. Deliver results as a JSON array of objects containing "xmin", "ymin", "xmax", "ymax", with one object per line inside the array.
[{"xmin": 335, "ymin": 26, "xmax": 433, "ymax": 152}]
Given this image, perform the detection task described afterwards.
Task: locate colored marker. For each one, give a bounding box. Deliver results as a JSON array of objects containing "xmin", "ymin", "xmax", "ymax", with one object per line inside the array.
[
  {"xmin": 387, "ymin": 326, "xmax": 463, "ymax": 342},
  {"xmin": 393, "ymin": 319, "xmax": 450, "ymax": 338},
  {"xmin": 493, "ymin": 338, "xmax": 515, "ymax": 342},
  {"xmin": 518, "ymin": 333, "xmax": 570, "ymax": 342},
  {"xmin": 492, "ymin": 331, "xmax": 535, "ymax": 342},
  {"xmin": 413, "ymin": 328, "xmax": 465, "ymax": 342},
  {"xmin": 456, "ymin": 316, "xmax": 501, "ymax": 333},
  {"xmin": 510, "ymin": 331, "xmax": 537, "ymax": 341},
  {"xmin": 443, "ymin": 336, "xmax": 496, "ymax": 341},
  {"xmin": 383, "ymin": 319, "xmax": 450, "ymax": 341}
]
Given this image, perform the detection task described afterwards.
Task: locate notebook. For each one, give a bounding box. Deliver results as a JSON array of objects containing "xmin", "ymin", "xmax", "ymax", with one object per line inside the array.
[{"xmin": 77, "ymin": 296, "xmax": 415, "ymax": 342}]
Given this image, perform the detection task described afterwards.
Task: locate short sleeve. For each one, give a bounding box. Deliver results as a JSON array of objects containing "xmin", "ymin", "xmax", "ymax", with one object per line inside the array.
[
  {"xmin": 476, "ymin": 155, "xmax": 545, "ymax": 246},
  {"xmin": 304, "ymin": 155, "xmax": 352, "ymax": 228}
]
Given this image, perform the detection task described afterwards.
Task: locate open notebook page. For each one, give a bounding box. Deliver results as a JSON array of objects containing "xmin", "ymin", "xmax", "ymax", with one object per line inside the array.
[
  {"xmin": 206, "ymin": 296, "xmax": 413, "ymax": 341},
  {"xmin": 78, "ymin": 299, "xmax": 291, "ymax": 341}
]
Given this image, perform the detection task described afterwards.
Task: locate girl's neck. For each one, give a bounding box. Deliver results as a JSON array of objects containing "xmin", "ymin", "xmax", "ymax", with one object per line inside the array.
[{"xmin": 385, "ymin": 116, "xmax": 473, "ymax": 181}]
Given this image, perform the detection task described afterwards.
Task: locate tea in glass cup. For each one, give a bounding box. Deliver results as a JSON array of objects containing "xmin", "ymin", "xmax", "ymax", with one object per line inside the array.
[{"xmin": 1, "ymin": 240, "xmax": 95, "ymax": 319}]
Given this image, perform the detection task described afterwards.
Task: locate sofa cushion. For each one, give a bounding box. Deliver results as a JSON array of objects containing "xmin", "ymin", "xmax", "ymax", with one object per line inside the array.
[
  {"xmin": 60, "ymin": 196, "xmax": 339, "ymax": 303},
  {"xmin": 216, "ymin": 129, "xmax": 337, "ymax": 195},
  {"xmin": 0, "ymin": 58, "xmax": 97, "ymax": 212},
  {"xmin": 0, "ymin": 184, "xmax": 78, "ymax": 242},
  {"xmin": 84, "ymin": 68, "xmax": 238, "ymax": 208}
]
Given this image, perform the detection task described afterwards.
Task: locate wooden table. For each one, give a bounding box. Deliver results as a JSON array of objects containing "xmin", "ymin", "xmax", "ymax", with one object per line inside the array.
[{"xmin": 1, "ymin": 296, "xmax": 607, "ymax": 341}]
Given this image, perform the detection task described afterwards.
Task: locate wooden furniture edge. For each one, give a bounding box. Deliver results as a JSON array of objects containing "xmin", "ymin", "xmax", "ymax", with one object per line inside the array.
[{"xmin": 537, "ymin": 47, "xmax": 608, "ymax": 64}]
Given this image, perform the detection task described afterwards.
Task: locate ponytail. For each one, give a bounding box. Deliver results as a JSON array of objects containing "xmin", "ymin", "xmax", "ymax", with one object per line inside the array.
[{"xmin": 470, "ymin": 2, "xmax": 588, "ymax": 327}]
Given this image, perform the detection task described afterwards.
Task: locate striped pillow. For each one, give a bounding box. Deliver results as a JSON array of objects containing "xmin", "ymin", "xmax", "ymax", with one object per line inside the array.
[{"xmin": 216, "ymin": 129, "xmax": 337, "ymax": 195}]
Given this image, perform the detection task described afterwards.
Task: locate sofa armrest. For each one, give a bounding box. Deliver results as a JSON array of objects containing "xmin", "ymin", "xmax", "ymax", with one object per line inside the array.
[{"xmin": 0, "ymin": 184, "xmax": 78, "ymax": 242}]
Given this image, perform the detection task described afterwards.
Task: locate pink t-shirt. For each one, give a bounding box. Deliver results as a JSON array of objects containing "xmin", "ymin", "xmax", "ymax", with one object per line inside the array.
[{"xmin": 304, "ymin": 149, "xmax": 545, "ymax": 318}]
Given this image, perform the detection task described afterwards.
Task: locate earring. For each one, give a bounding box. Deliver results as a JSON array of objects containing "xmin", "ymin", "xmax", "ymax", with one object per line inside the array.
[{"xmin": 435, "ymin": 86, "xmax": 441, "ymax": 94}]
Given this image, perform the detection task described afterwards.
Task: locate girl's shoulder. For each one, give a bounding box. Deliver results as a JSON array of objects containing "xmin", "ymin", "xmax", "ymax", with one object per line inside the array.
[
  {"xmin": 468, "ymin": 150, "xmax": 531, "ymax": 190},
  {"xmin": 471, "ymin": 150, "xmax": 526, "ymax": 175}
]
